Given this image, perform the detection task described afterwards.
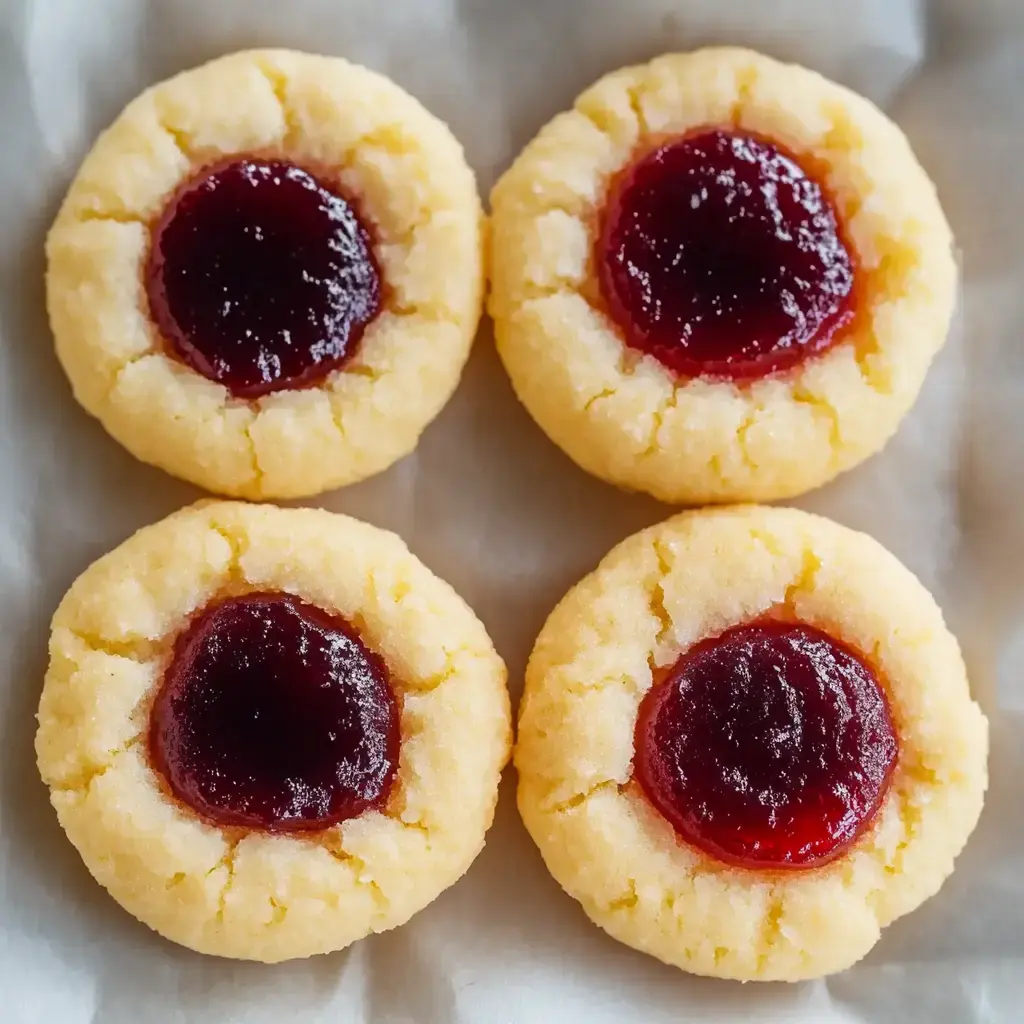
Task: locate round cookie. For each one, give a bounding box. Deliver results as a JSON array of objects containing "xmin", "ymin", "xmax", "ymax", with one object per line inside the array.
[
  {"xmin": 47, "ymin": 49, "xmax": 484, "ymax": 499},
  {"xmin": 490, "ymin": 48, "xmax": 956, "ymax": 504},
  {"xmin": 36, "ymin": 501, "xmax": 511, "ymax": 962},
  {"xmin": 515, "ymin": 506, "xmax": 987, "ymax": 981}
]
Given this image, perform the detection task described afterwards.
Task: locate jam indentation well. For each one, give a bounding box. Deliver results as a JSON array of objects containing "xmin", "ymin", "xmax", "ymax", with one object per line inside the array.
[
  {"xmin": 150, "ymin": 592, "xmax": 399, "ymax": 832},
  {"xmin": 597, "ymin": 130, "xmax": 856, "ymax": 381},
  {"xmin": 147, "ymin": 159, "xmax": 382, "ymax": 399},
  {"xmin": 634, "ymin": 621, "xmax": 897, "ymax": 868}
]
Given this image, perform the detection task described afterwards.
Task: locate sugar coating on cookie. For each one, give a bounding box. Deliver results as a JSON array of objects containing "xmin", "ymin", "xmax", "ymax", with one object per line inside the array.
[
  {"xmin": 515, "ymin": 506, "xmax": 986, "ymax": 981},
  {"xmin": 47, "ymin": 50, "xmax": 484, "ymax": 498},
  {"xmin": 489, "ymin": 48, "xmax": 956, "ymax": 504},
  {"xmin": 36, "ymin": 502, "xmax": 510, "ymax": 962}
]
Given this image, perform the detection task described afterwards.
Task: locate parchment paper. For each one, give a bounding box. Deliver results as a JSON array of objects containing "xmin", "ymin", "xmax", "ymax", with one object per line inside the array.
[{"xmin": 1, "ymin": 1, "xmax": 1021, "ymax": 1021}]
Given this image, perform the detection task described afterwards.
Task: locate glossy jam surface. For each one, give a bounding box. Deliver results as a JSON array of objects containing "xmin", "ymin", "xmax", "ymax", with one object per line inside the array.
[
  {"xmin": 150, "ymin": 593, "xmax": 399, "ymax": 832},
  {"xmin": 634, "ymin": 622, "xmax": 897, "ymax": 868},
  {"xmin": 147, "ymin": 159, "xmax": 381, "ymax": 398},
  {"xmin": 598, "ymin": 130, "xmax": 856, "ymax": 381}
]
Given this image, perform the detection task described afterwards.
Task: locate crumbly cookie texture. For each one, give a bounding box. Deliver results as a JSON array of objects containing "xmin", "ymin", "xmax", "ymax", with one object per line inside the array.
[
  {"xmin": 36, "ymin": 501, "xmax": 511, "ymax": 962},
  {"xmin": 47, "ymin": 49, "xmax": 484, "ymax": 499},
  {"xmin": 515, "ymin": 506, "xmax": 987, "ymax": 981},
  {"xmin": 489, "ymin": 48, "xmax": 957, "ymax": 504}
]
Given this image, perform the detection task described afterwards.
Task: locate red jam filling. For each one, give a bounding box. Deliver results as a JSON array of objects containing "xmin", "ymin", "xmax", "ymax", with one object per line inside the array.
[
  {"xmin": 633, "ymin": 622, "xmax": 897, "ymax": 868},
  {"xmin": 149, "ymin": 593, "xmax": 399, "ymax": 832},
  {"xmin": 146, "ymin": 159, "xmax": 381, "ymax": 399},
  {"xmin": 597, "ymin": 130, "xmax": 856, "ymax": 381}
]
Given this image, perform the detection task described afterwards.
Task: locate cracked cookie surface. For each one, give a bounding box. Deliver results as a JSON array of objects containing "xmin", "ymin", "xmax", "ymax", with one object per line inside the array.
[
  {"xmin": 515, "ymin": 506, "xmax": 987, "ymax": 980},
  {"xmin": 36, "ymin": 501, "xmax": 511, "ymax": 962},
  {"xmin": 489, "ymin": 48, "xmax": 956, "ymax": 504},
  {"xmin": 46, "ymin": 49, "xmax": 484, "ymax": 499}
]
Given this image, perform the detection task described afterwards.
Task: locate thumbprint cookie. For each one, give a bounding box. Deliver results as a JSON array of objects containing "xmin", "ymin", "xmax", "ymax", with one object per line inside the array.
[
  {"xmin": 47, "ymin": 50, "xmax": 484, "ymax": 498},
  {"xmin": 490, "ymin": 48, "xmax": 956, "ymax": 504},
  {"xmin": 515, "ymin": 506, "xmax": 986, "ymax": 980},
  {"xmin": 36, "ymin": 502, "xmax": 511, "ymax": 961}
]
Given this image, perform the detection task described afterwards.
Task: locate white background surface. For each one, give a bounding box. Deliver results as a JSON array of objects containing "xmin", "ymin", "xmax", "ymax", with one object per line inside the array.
[{"xmin": 1, "ymin": 0, "xmax": 1022, "ymax": 1021}]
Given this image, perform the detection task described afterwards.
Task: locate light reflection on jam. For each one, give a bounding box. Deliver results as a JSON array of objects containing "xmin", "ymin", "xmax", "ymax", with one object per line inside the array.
[
  {"xmin": 633, "ymin": 621, "xmax": 897, "ymax": 868},
  {"xmin": 597, "ymin": 130, "xmax": 856, "ymax": 381}
]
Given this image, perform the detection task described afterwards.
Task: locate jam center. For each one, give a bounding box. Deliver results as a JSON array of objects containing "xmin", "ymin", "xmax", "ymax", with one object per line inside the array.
[
  {"xmin": 146, "ymin": 159, "xmax": 382, "ymax": 399},
  {"xmin": 633, "ymin": 622, "xmax": 897, "ymax": 868},
  {"xmin": 149, "ymin": 592, "xmax": 399, "ymax": 832},
  {"xmin": 597, "ymin": 130, "xmax": 856, "ymax": 381}
]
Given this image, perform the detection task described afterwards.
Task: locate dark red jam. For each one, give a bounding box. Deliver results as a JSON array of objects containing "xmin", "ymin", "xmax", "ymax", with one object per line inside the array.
[
  {"xmin": 597, "ymin": 130, "xmax": 856, "ymax": 381},
  {"xmin": 149, "ymin": 593, "xmax": 399, "ymax": 832},
  {"xmin": 146, "ymin": 159, "xmax": 381, "ymax": 398},
  {"xmin": 633, "ymin": 622, "xmax": 897, "ymax": 868}
]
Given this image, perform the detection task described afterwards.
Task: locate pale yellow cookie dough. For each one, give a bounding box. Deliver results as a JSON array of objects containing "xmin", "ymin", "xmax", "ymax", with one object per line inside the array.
[
  {"xmin": 36, "ymin": 501, "xmax": 511, "ymax": 962},
  {"xmin": 490, "ymin": 48, "xmax": 956, "ymax": 504},
  {"xmin": 47, "ymin": 49, "xmax": 484, "ymax": 499},
  {"xmin": 515, "ymin": 506, "xmax": 987, "ymax": 981}
]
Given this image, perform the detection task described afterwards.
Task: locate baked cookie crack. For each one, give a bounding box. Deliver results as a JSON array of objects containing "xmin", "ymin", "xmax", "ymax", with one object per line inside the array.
[
  {"xmin": 155, "ymin": 117, "xmax": 196, "ymax": 163},
  {"xmin": 254, "ymin": 60, "xmax": 300, "ymax": 152},
  {"xmin": 50, "ymin": 735, "xmax": 141, "ymax": 797},
  {"xmin": 754, "ymin": 891, "xmax": 785, "ymax": 973},
  {"xmin": 211, "ymin": 838, "xmax": 240, "ymax": 924},
  {"xmin": 782, "ymin": 549, "xmax": 823, "ymax": 612},
  {"xmin": 549, "ymin": 779, "xmax": 621, "ymax": 816},
  {"xmin": 791, "ymin": 385, "xmax": 843, "ymax": 460},
  {"xmin": 68, "ymin": 628, "xmax": 162, "ymax": 664},
  {"xmin": 728, "ymin": 64, "xmax": 760, "ymax": 126},
  {"xmin": 76, "ymin": 209, "xmax": 146, "ymax": 227}
]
